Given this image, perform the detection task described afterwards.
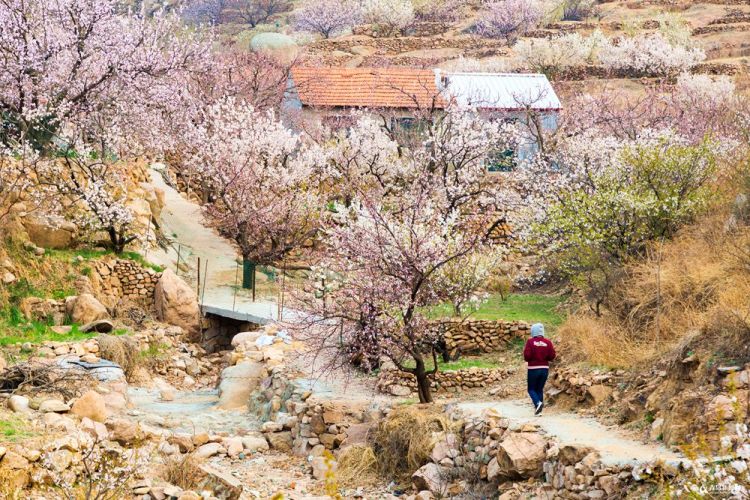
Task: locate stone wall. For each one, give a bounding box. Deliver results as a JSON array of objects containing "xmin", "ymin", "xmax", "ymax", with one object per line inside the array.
[
  {"xmin": 436, "ymin": 319, "xmax": 530, "ymax": 355},
  {"xmin": 308, "ymin": 36, "xmax": 505, "ymax": 56},
  {"xmin": 250, "ymin": 366, "xmax": 385, "ymax": 456},
  {"xmin": 408, "ymin": 410, "xmax": 647, "ymax": 499},
  {"xmin": 92, "ymin": 259, "xmax": 162, "ymax": 307},
  {"xmin": 376, "ymin": 366, "xmax": 514, "ymax": 396}
]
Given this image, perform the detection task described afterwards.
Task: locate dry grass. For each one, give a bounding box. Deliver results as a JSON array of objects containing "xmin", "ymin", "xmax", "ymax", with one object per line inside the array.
[
  {"xmin": 161, "ymin": 452, "xmax": 205, "ymax": 490},
  {"xmin": 336, "ymin": 444, "xmax": 379, "ymax": 487},
  {"xmin": 97, "ymin": 334, "xmax": 142, "ymax": 381},
  {"xmin": 559, "ymin": 206, "xmax": 750, "ymax": 368},
  {"xmin": 369, "ymin": 405, "xmax": 456, "ymax": 481}
]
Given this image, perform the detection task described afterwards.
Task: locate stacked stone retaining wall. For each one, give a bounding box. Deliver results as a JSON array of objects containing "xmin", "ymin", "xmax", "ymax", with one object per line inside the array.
[
  {"xmin": 436, "ymin": 319, "xmax": 530, "ymax": 355},
  {"xmin": 376, "ymin": 366, "xmax": 514, "ymax": 396}
]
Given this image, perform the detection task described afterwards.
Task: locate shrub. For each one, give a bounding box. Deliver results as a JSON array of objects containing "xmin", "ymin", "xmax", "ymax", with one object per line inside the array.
[
  {"xmin": 413, "ymin": 0, "xmax": 467, "ymax": 22},
  {"xmin": 562, "ymin": 0, "xmax": 596, "ymax": 21},
  {"xmin": 475, "ymin": 0, "xmax": 543, "ymax": 44}
]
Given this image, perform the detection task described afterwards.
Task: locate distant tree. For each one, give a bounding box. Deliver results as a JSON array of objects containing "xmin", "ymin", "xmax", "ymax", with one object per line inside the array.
[
  {"xmin": 182, "ymin": 0, "xmax": 229, "ymax": 24},
  {"xmin": 360, "ymin": 0, "xmax": 415, "ymax": 35},
  {"xmin": 293, "ymin": 0, "xmax": 361, "ymax": 38},
  {"xmin": 235, "ymin": 0, "xmax": 292, "ymax": 27},
  {"xmin": 475, "ymin": 0, "xmax": 543, "ymax": 44}
]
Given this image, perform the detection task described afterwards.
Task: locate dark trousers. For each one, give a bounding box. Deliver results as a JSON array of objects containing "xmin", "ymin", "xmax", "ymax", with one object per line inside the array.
[{"xmin": 527, "ymin": 368, "xmax": 549, "ymax": 407}]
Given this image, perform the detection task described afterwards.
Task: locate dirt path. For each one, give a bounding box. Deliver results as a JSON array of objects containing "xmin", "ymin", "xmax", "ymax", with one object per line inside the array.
[
  {"xmin": 458, "ymin": 400, "xmax": 683, "ymax": 467},
  {"xmin": 147, "ymin": 168, "xmax": 282, "ymax": 322}
]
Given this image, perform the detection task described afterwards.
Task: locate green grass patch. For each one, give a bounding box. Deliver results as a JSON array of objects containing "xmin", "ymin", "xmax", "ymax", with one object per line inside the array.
[
  {"xmin": 138, "ymin": 342, "xmax": 170, "ymax": 360},
  {"xmin": 0, "ymin": 322, "xmax": 95, "ymax": 346},
  {"xmin": 427, "ymin": 293, "xmax": 566, "ymax": 326},
  {"xmin": 0, "ymin": 416, "xmax": 33, "ymax": 442}
]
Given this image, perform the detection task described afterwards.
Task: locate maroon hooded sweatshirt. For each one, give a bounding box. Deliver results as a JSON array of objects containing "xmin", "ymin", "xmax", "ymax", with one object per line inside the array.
[{"xmin": 523, "ymin": 336, "xmax": 556, "ymax": 369}]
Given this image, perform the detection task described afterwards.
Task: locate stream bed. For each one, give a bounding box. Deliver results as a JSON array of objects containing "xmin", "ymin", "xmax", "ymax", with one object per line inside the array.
[{"xmin": 127, "ymin": 387, "xmax": 260, "ymax": 435}]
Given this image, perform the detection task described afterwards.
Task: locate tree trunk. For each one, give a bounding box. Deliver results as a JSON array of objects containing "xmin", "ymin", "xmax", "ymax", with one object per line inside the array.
[
  {"xmin": 413, "ymin": 359, "xmax": 433, "ymax": 404},
  {"xmin": 452, "ymin": 302, "xmax": 462, "ymax": 317}
]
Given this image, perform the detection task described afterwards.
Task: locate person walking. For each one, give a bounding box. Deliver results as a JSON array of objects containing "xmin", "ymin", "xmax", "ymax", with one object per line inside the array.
[{"xmin": 523, "ymin": 323, "xmax": 556, "ymax": 415}]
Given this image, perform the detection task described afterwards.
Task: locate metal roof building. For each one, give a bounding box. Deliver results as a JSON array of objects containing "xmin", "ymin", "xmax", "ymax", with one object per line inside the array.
[{"xmin": 437, "ymin": 71, "xmax": 562, "ymax": 111}]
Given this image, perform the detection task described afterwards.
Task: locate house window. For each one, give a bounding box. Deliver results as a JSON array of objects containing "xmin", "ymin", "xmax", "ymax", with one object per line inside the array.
[{"xmin": 487, "ymin": 149, "xmax": 516, "ymax": 172}]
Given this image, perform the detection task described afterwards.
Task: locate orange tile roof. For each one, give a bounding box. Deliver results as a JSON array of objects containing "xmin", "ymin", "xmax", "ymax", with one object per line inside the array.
[{"xmin": 291, "ymin": 67, "xmax": 446, "ymax": 109}]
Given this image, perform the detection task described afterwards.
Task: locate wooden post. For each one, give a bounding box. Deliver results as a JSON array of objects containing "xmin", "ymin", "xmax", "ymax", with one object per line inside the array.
[
  {"xmin": 175, "ymin": 244, "xmax": 182, "ymax": 276},
  {"xmin": 197, "ymin": 257, "xmax": 201, "ymax": 298}
]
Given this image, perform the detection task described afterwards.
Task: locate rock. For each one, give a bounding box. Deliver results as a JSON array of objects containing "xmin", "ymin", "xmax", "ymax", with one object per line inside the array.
[
  {"xmin": 487, "ymin": 457, "xmax": 501, "ymax": 482},
  {"xmin": 195, "ymin": 442, "xmax": 225, "ymax": 459},
  {"xmin": 106, "ymin": 418, "xmax": 142, "ymax": 445},
  {"xmin": 231, "ymin": 331, "xmax": 263, "ymax": 347},
  {"xmin": 495, "ymin": 432, "xmax": 547, "ymax": 479},
  {"xmin": 261, "ymin": 421, "xmax": 283, "ymax": 433},
  {"xmin": 80, "ymin": 319, "xmax": 114, "ymax": 333},
  {"xmin": 67, "ymin": 294, "xmax": 109, "ymax": 325},
  {"xmin": 586, "ymin": 385, "xmax": 613, "ymax": 405},
  {"xmin": 388, "ymin": 384, "xmax": 412, "ymax": 397},
  {"xmin": 224, "ymin": 437, "xmax": 244, "ymax": 457},
  {"xmin": 1, "ymin": 271, "xmax": 16, "ymax": 285},
  {"xmin": 178, "ymin": 492, "xmax": 201, "ymax": 500},
  {"xmin": 241, "ymin": 436, "xmax": 269, "ymax": 453},
  {"xmin": 0, "ymin": 447, "xmax": 6, "ymax": 460},
  {"xmin": 71, "ymin": 390, "xmax": 108, "ymax": 423},
  {"xmin": 8, "ymin": 395, "xmax": 30, "ymax": 413},
  {"xmin": 216, "ymin": 361, "xmax": 265, "ymax": 410},
  {"xmin": 412, "ymin": 463, "xmax": 445, "ymax": 495},
  {"xmin": 23, "ymin": 215, "xmax": 77, "ymax": 249},
  {"xmin": 80, "ymin": 417, "xmax": 109, "ymax": 441},
  {"xmin": 154, "ymin": 269, "xmax": 201, "ymax": 338},
  {"xmin": 47, "ymin": 450, "xmax": 73, "ymax": 472},
  {"xmin": 160, "ymin": 388, "xmax": 175, "ymax": 402},
  {"xmin": 265, "ymin": 431, "xmax": 293, "ymax": 452},
  {"xmin": 39, "ymin": 399, "xmax": 70, "ymax": 413},
  {"xmin": 196, "ymin": 464, "xmax": 243, "ymax": 500},
  {"xmin": 2, "ymin": 451, "xmax": 29, "ymax": 469},
  {"xmin": 168, "ymin": 435, "xmax": 195, "ymax": 454},
  {"xmin": 430, "ymin": 433, "xmax": 459, "ymax": 463},
  {"xmin": 558, "ymin": 444, "xmax": 595, "ymax": 466},
  {"xmin": 193, "ymin": 432, "xmax": 210, "ymax": 447},
  {"xmin": 650, "ymin": 418, "xmax": 665, "ymax": 441},
  {"xmin": 311, "ymin": 456, "xmax": 337, "ymax": 480}
]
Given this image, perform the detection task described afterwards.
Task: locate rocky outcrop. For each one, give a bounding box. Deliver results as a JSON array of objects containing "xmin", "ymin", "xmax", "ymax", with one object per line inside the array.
[
  {"xmin": 153, "ymin": 269, "xmax": 200, "ymax": 338},
  {"xmin": 436, "ymin": 319, "xmax": 530, "ymax": 355},
  {"xmin": 22, "ymin": 215, "xmax": 77, "ymax": 249}
]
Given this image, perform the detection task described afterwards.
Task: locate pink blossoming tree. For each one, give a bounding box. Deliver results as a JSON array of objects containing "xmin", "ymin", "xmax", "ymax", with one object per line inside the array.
[{"xmin": 476, "ymin": 0, "xmax": 543, "ymax": 45}]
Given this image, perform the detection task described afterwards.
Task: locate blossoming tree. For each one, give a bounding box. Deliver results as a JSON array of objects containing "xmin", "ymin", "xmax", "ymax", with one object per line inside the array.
[
  {"xmin": 188, "ymin": 98, "xmax": 322, "ymax": 269},
  {"xmin": 475, "ymin": 0, "xmax": 543, "ymax": 45},
  {"xmin": 0, "ymin": 0, "xmax": 206, "ymax": 151},
  {"xmin": 297, "ymin": 110, "xmax": 519, "ymax": 403}
]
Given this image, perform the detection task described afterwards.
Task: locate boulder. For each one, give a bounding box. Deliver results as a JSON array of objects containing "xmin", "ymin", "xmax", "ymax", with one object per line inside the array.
[
  {"xmin": 412, "ymin": 463, "xmax": 445, "ymax": 495},
  {"xmin": 495, "ymin": 432, "xmax": 547, "ymax": 479},
  {"xmin": 71, "ymin": 390, "xmax": 108, "ymax": 423},
  {"xmin": 216, "ymin": 361, "xmax": 265, "ymax": 410},
  {"xmin": 224, "ymin": 437, "xmax": 244, "ymax": 457},
  {"xmin": 23, "ymin": 215, "xmax": 77, "ymax": 249},
  {"xmin": 430, "ymin": 433, "xmax": 459, "ymax": 463},
  {"xmin": 66, "ymin": 294, "xmax": 109, "ymax": 325},
  {"xmin": 195, "ymin": 442, "xmax": 225, "ymax": 459},
  {"xmin": 231, "ymin": 330, "xmax": 263, "ymax": 347},
  {"xmin": 558, "ymin": 444, "xmax": 595, "ymax": 466},
  {"xmin": 241, "ymin": 435, "xmax": 269, "ymax": 453},
  {"xmin": 39, "ymin": 399, "xmax": 70, "ymax": 413},
  {"xmin": 8, "ymin": 395, "xmax": 30, "ymax": 413},
  {"xmin": 106, "ymin": 418, "xmax": 143, "ymax": 445},
  {"xmin": 154, "ymin": 269, "xmax": 200, "ymax": 337},
  {"xmin": 265, "ymin": 431, "xmax": 293, "ymax": 452},
  {"xmin": 587, "ymin": 384, "xmax": 613, "ymax": 405}
]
